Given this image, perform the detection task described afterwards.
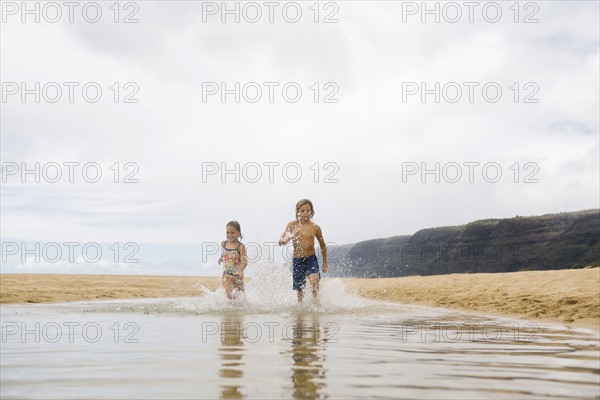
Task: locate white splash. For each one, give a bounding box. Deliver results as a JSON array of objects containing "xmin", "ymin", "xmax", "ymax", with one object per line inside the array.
[{"xmin": 176, "ymin": 260, "xmax": 371, "ymax": 314}]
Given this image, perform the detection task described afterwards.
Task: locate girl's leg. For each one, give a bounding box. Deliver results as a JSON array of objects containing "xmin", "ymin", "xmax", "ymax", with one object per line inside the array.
[
  {"xmin": 222, "ymin": 275, "xmax": 233, "ymax": 299},
  {"xmin": 234, "ymin": 277, "xmax": 244, "ymax": 293}
]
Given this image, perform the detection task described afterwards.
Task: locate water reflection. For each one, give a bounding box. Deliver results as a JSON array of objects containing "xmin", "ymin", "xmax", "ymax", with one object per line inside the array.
[
  {"xmin": 285, "ymin": 315, "xmax": 328, "ymax": 399},
  {"xmin": 219, "ymin": 315, "xmax": 245, "ymax": 399},
  {"xmin": 1, "ymin": 299, "xmax": 598, "ymax": 400}
]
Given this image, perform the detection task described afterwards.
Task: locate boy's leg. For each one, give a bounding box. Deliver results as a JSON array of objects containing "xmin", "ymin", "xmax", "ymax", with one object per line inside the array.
[
  {"xmin": 292, "ymin": 257, "xmax": 307, "ymax": 303},
  {"xmin": 305, "ymin": 255, "xmax": 322, "ymax": 305},
  {"xmin": 308, "ymin": 273, "xmax": 320, "ymax": 296},
  {"xmin": 308, "ymin": 273, "xmax": 320, "ymax": 305}
]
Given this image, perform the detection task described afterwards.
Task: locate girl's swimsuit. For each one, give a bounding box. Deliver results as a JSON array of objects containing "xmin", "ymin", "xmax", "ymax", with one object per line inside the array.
[{"xmin": 221, "ymin": 241, "xmax": 241, "ymax": 276}]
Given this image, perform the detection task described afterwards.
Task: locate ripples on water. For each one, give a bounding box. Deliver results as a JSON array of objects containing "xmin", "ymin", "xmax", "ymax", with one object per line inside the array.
[{"xmin": 1, "ymin": 264, "xmax": 599, "ymax": 399}]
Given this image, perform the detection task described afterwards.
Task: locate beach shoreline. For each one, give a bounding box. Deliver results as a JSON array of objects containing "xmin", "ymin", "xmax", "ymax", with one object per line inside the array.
[
  {"xmin": 341, "ymin": 269, "xmax": 600, "ymax": 331},
  {"xmin": 1, "ymin": 269, "xmax": 598, "ymax": 331}
]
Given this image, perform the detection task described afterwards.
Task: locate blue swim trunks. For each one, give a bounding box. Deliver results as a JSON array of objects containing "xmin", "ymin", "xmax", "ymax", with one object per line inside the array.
[{"xmin": 292, "ymin": 254, "xmax": 320, "ymax": 291}]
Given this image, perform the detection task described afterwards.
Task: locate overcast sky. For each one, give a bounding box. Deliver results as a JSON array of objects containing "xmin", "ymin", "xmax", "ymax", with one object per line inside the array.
[{"xmin": 1, "ymin": 0, "xmax": 598, "ymax": 275}]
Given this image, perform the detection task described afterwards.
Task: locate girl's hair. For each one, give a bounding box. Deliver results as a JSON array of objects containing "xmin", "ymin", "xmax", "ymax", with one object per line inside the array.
[
  {"xmin": 226, "ymin": 220, "xmax": 243, "ymax": 240},
  {"xmin": 295, "ymin": 199, "xmax": 314, "ymax": 219}
]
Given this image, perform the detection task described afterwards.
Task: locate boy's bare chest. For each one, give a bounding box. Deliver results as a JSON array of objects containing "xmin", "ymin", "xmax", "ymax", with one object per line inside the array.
[{"xmin": 293, "ymin": 224, "xmax": 317, "ymax": 239}]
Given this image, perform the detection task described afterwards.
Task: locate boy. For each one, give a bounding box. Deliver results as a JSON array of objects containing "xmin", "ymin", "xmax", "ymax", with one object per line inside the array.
[{"xmin": 278, "ymin": 199, "xmax": 328, "ymax": 304}]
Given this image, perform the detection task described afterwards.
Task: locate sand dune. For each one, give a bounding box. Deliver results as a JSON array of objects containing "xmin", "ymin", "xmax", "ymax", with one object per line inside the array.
[{"xmin": 1, "ymin": 269, "xmax": 598, "ymax": 330}]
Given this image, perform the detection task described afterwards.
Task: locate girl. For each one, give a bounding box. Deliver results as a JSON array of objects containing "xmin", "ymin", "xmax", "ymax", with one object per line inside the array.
[{"xmin": 218, "ymin": 221, "xmax": 247, "ymax": 300}]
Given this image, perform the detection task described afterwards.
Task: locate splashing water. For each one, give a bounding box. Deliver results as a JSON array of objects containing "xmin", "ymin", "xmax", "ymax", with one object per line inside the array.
[{"xmin": 175, "ymin": 260, "xmax": 372, "ymax": 315}]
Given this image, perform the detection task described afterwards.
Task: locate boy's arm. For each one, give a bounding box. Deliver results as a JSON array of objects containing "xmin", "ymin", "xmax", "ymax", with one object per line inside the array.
[
  {"xmin": 316, "ymin": 225, "xmax": 328, "ymax": 272},
  {"xmin": 278, "ymin": 222, "xmax": 294, "ymax": 246}
]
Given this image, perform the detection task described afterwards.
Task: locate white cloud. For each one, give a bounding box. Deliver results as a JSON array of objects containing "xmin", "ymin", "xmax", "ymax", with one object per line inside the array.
[{"xmin": 1, "ymin": 1, "xmax": 598, "ymax": 275}]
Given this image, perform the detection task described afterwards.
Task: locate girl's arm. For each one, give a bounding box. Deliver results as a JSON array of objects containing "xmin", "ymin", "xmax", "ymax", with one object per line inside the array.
[
  {"xmin": 217, "ymin": 241, "xmax": 223, "ymax": 264},
  {"xmin": 238, "ymin": 243, "xmax": 248, "ymax": 274},
  {"xmin": 278, "ymin": 222, "xmax": 295, "ymax": 246}
]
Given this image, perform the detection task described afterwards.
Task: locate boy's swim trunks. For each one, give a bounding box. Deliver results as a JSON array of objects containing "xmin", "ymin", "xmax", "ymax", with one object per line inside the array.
[{"xmin": 292, "ymin": 254, "xmax": 320, "ymax": 291}]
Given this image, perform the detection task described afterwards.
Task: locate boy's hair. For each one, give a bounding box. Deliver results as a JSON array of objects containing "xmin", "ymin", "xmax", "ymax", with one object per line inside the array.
[
  {"xmin": 226, "ymin": 220, "xmax": 243, "ymax": 239},
  {"xmin": 295, "ymin": 199, "xmax": 315, "ymax": 219}
]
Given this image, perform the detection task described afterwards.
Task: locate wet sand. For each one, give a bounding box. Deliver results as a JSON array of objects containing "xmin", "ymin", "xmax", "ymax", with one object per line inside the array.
[
  {"xmin": 343, "ymin": 269, "xmax": 600, "ymax": 330},
  {"xmin": 1, "ymin": 269, "xmax": 598, "ymax": 330}
]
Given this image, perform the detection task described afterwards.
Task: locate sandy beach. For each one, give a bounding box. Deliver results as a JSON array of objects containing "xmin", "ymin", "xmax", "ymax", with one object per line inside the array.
[
  {"xmin": 342, "ymin": 269, "xmax": 600, "ymax": 331},
  {"xmin": 1, "ymin": 269, "xmax": 598, "ymax": 330}
]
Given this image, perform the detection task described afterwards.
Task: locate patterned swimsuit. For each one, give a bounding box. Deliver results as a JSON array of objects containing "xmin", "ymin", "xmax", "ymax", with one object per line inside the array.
[{"xmin": 221, "ymin": 241, "xmax": 241, "ymax": 276}]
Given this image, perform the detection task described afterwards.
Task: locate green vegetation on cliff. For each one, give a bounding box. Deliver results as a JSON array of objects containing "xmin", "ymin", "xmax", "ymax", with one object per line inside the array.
[{"xmin": 328, "ymin": 210, "xmax": 600, "ymax": 277}]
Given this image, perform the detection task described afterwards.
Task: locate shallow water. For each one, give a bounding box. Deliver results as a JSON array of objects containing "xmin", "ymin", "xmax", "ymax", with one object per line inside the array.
[{"xmin": 1, "ymin": 275, "xmax": 599, "ymax": 399}]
